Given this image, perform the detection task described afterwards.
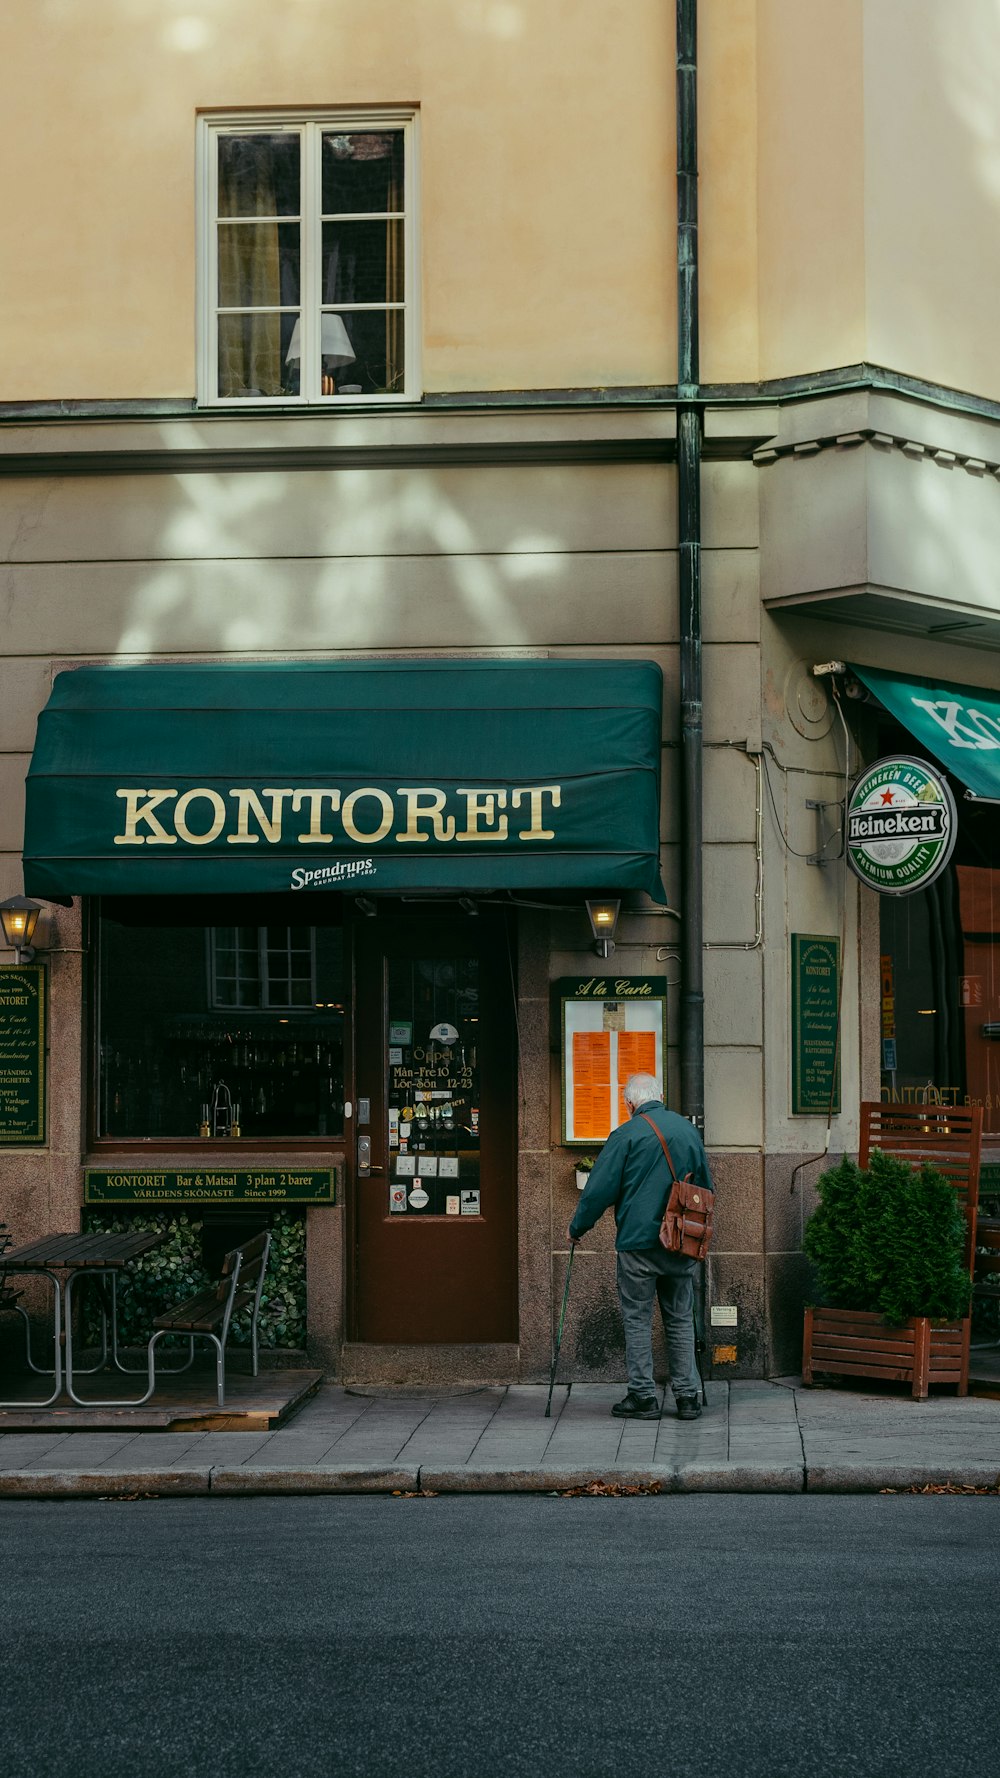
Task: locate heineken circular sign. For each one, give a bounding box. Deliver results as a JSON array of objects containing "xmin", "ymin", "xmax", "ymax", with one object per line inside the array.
[{"xmin": 846, "ymin": 756, "xmax": 957, "ymax": 895}]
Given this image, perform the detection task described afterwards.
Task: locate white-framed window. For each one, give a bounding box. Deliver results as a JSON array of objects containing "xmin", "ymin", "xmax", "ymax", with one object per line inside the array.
[
  {"xmin": 209, "ymin": 926, "xmax": 317, "ymax": 1009},
  {"xmin": 197, "ymin": 109, "xmax": 419, "ymax": 405}
]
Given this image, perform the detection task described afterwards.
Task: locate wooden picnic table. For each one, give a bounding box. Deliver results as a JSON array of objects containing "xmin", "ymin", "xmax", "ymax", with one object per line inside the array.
[{"xmin": 0, "ymin": 1229, "xmax": 165, "ymax": 1407}]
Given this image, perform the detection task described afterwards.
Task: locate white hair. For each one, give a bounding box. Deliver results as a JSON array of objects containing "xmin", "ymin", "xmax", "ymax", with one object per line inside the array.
[{"xmin": 623, "ymin": 1072, "xmax": 662, "ymax": 1110}]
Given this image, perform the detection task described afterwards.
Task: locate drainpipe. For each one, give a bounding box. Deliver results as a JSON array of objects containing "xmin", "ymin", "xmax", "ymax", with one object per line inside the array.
[{"xmin": 676, "ymin": 0, "xmax": 704, "ymax": 1133}]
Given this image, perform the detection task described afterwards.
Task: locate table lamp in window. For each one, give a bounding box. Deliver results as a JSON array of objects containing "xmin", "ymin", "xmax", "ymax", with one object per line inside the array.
[{"xmin": 285, "ymin": 314, "xmax": 356, "ymax": 394}]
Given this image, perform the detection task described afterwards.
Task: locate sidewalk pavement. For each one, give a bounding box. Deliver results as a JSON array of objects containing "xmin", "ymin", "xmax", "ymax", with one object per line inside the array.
[{"xmin": 2, "ymin": 1378, "xmax": 1000, "ymax": 1498}]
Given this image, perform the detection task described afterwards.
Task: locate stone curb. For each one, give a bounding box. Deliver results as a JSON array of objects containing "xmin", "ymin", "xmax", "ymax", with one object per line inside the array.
[
  {"xmin": 420, "ymin": 1463, "xmax": 805, "ymax": 1493},
  {"xmin": 673, "ymin": 1463, "xmax": 804, "ymax": 1493},
  {"xmin": 420, "ymin": 1466, "xmax": 667, "ymax": 1494},
  {"xmin": 209, "ymin": 1465, "xmax": 420, "ymax": 1494},
  {"xmin": 806, "ymin": 1462, "xmax": 1000, "ymax": 1493},
  {"xmin": 2, "ymin": 1460, "xmax": 998, "ymax": 1497},
  {"xmin": 0, "ymin": 1469, "xmax": 212, "ymax": 1498}
]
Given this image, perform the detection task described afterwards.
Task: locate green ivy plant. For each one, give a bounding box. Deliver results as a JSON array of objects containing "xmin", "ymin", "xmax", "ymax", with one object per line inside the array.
[
  {"xmin": 804, "ymin": 1149, "xmax": 972, "ymax": 1326},
  {"xmin": 81, "ymin": 1208, "xmax": 307, "ymax": 1350}
]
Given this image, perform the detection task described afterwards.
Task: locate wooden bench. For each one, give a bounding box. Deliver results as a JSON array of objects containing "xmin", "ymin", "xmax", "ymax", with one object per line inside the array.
[
  {"xmin": 858, "ymin": 1103, "xmax": 982, "ymax": 1395},
  {"xmin": 148, "ymin": 1232, "xmax": 272, "ymax": 1408},
  {"xmin": 860, "ymin": 1103, "xmax": 983, "ymax": 1275}
]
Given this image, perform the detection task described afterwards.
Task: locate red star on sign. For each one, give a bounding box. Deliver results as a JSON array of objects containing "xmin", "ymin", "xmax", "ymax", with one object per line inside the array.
[{"xmin": 880, "ymin": 789, "xmax": 895, "ymax": 805}]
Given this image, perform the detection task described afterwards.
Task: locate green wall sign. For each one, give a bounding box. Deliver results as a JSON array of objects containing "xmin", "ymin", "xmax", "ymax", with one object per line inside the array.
[
  {"xmin": 84, "ymin": 1166, "xmax": 337, "ymax": 1205},
  {"xmin": 845, "ymin": 756, "xmax": 957, "ymax": 896},
  {"xmin": 790, "ymin": 935, "xmax": 841, "ymax": 1116},
  {"xmin": 0, "ymin": 964, "xmax": 46, "ymax": 1146}
]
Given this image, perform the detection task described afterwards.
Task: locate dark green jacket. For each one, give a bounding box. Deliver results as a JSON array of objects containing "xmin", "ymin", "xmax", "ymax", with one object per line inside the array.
[{"xmin": 568, "ymin": 1099, "xmax": 714, "ymax": 1252}]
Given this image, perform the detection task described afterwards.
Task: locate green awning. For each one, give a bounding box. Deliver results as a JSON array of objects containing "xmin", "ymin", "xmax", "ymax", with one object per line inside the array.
[
  {"xmin": 852, "ymin": 664, "xmax": 1000, "ymax": 803},
  {"xmin": 24, "ymin": 659, "xmax": 666, "ymax": 901}
]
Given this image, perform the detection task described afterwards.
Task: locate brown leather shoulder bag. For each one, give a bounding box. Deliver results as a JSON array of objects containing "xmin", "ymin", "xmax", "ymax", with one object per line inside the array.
[{"xmin": 639, "ymin": 1114, "xmax": 714, "ymax": 1261}]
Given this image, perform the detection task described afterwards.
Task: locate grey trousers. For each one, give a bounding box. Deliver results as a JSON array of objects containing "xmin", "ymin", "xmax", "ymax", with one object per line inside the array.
[{"xmin": 616, "ymin": 1246, "xmax": 701, "ymax": 1401}]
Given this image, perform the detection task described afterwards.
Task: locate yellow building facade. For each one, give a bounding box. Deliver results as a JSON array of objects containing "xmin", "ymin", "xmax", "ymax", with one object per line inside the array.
[{"xmin": 2, "ymin": 0, "xmax": 999, "ymax": 1383}]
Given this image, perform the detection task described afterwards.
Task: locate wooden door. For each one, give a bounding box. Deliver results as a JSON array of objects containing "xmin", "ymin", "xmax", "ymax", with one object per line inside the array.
[{"xmin": 352, "ymin": 908, "xmax": 517, "ymax": 1342}]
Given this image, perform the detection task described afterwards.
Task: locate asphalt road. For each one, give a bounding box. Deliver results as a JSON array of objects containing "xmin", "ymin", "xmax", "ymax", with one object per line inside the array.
[{"xmin": 1, "ymin": 1494, "xmax": 997, "ymax": 1778}]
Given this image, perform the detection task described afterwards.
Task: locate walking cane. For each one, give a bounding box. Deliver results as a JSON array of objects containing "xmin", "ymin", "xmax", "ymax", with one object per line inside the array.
[
  {"xmin": 692, "ymin": 1261, "xmax": 708, "ymax": 1407},
  {"xmin": 545, "ymin": 1243, "xmax": 576, "ymax": 1417}
]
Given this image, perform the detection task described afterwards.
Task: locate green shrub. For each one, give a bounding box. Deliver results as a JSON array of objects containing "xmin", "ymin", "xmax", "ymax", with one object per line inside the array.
[
  {"xmin": 81, "ymin": 1208, "xmax": 307, "ymax": 1350},
  {"xmin": 804, "ymin": 1148, "xmax": 972, "ymax": 1325}
]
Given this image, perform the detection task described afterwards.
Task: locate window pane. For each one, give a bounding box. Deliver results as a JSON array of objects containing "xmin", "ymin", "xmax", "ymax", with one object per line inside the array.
[
  {"xmin": 322, "ymin": 131, "xmax": 403, "ymax": 213},
  {"xmin": 99, "ymin": 915, "xmax": 345, "ymax": 1139},
  {"xmin": 321, "ymin": 310, "xmax": 404, "ymax": 396},
  {"xmin": 218, "ymin": 134, "xmax": 300, "ymax": 218},
  {"xmin": 322, "ymin": 220, "xmax": 404, "ymax": 306},
  {"xmin": 217, "ymin": 223, "xmax": 300, "ymax": 309},
  {"xmin": 218, "ymin": 312, "xmax": 300, "ymax": 399}
]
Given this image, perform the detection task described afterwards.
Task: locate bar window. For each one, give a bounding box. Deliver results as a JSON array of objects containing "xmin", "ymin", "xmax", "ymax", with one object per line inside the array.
[
  {"xmin": 202, "ymin": 112, "xmax": 415, "ymax": 403},
  {"xmin": 97, "ymin": 908, "xmax": 345, "ymax": 1142}
]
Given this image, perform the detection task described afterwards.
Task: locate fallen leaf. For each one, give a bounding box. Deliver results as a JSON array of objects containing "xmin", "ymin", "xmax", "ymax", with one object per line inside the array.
[{"xmin": 558, "ymin": 1478, "xmax": 663, "ymax": 1498}]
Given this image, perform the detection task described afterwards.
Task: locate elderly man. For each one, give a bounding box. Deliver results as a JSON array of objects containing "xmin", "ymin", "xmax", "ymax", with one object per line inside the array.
[{"xmin": 568, "ymin": 1072, "xmax": 712, "ymax": 1421}]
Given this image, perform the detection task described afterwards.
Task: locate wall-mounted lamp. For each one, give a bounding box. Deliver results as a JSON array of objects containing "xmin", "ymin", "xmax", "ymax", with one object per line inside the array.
[
  {"xmin": 586, "ymin": 898, "xmax": 620, "ymax": 960},
  {"xmin": 0, "ymin": 896, "xmax": 42, "ymax": 965},
  {"xmin": 459, "ymin": 896, "xmax": 479, "ymax": 917},
  {"xmin": 355, "ymin": 896, "xmax": 377, "ymax": 918}
]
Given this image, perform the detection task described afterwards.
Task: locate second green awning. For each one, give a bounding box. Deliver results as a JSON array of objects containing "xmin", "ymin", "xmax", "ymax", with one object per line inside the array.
[
  {"xmin": 24, "ymin": 658, "xmax": 666, "ymax": 901},
  {"xmin": 852, "ymin": 664, "xmax": 1000, "ymax": 803}
]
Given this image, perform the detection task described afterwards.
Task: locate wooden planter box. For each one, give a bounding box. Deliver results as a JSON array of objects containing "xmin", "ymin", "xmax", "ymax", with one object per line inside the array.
[{"xmin": 802, "ymin": 1306, "xmax": 970, "ymax": 1400}]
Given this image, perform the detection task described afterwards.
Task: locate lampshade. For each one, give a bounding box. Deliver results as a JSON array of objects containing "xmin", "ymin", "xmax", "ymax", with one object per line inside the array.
[
  {"xmin": 586, "ymin": 899, "xmax": 621, "ymax": 939},
  {"xmin": 0, "ymin": 895, "xmax": 41, "ymax": 952},
  {"xmin": 586, "ymin": 897, "xmax": 620, "ymax": 958},
  {"xmin": 284, "ymin": 314, "xmax": 356, "ymax": 367}
]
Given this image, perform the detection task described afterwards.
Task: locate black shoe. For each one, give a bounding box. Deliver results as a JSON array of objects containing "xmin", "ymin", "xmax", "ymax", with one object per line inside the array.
[
  {"xmin": 676, "ymin": 1394, "xmax": 702, "ymax": 1421},
  {"xmin": 611, "ymin": 1390, "xmax": 661, "ymax": 1420}
]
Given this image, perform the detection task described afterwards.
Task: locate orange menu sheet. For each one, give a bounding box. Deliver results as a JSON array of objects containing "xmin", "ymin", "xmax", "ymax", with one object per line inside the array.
[
  {"xmin": 572, "ymin": 1030, "xmax": 612, "ymax": 1139},
  {"xmin": 616, "ymin": 1029, "xmax": 657, "ymax": 1124}
]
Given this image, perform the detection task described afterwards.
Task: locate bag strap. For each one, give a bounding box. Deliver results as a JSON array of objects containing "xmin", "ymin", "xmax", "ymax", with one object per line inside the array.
[{"xmin": 639, "ymin": 1113, "xmax": 679, "ymax": 1184}]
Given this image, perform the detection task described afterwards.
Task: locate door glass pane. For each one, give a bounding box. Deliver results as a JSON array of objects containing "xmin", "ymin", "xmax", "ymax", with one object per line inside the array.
[
  {"xmin": 218, "ymin": 134, "xmax": 300, "ymax": 217},
  {"xmin": 321, "ymin": 130, "xmax": 404, "ymax": 214},
  {"xmin": 386, "ymin": 956, "xmax": 481, "ymax": 1218},
  {"xmin": 217, "ymin": 222, "xmax": 300, "ymax": 308}
]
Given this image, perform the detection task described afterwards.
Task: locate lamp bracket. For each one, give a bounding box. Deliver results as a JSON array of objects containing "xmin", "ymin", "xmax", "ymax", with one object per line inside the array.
[{"xmin": 804, "ymin": 798, "xmax": 845, "ymax": 867}]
